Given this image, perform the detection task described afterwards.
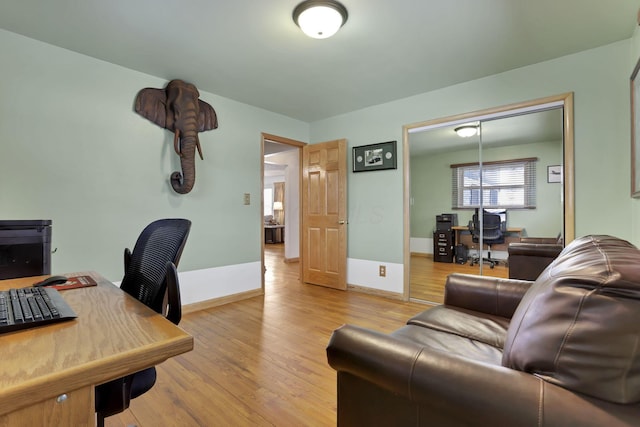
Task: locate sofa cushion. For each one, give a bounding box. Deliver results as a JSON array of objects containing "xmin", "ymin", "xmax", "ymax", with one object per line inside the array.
[
  {"xmin": 502, "ymin": 235, "xmax": 640, "ymax": 404},
  {"xmin": 391, "ymin": 324, "xmax": 503, "ymax": 365},
  {"xmin": 407, "ymin": 305, "xmax": 510, "ymax": 349}
]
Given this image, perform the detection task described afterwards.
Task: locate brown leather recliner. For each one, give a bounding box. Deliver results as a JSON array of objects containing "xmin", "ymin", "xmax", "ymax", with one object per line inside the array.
[
  {"xmin": 508, "ymin": 236, "xmax": 563, "ymax": 280},
  {"xmin": 327, "ymin": 235, "xmax": 640, "ymax": 426}
]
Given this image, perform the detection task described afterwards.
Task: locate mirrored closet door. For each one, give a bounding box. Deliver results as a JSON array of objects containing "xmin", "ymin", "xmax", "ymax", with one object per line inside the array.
[{"xmin": 405, "ymin": 94, "xmax": 574, "ymax": 304}]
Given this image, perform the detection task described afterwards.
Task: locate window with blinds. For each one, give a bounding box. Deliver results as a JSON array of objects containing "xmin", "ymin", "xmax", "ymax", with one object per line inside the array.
[{"xmin": 451, "ymin": 158, "xmax": 537, "ymax": 209}]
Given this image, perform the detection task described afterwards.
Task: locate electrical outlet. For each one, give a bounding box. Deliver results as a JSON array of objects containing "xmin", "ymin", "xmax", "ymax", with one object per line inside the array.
[
  {"xmin": 243, "ymin": 193, "xmax": 250, "ymax": 205},
  {"xmin": 379, "ymin": 265, "xmax": 386, "ymax": 277}
]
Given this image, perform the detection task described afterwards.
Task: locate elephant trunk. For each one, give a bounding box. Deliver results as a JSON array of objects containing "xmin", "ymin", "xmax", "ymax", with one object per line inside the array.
[{"xmin": 171, "ymin": 132, "xmax": 197, "ymax": 194}]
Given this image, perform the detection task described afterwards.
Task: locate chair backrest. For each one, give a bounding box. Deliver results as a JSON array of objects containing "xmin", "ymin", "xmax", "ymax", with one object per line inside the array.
[
  {"xmin": 119, "ymin": 219, "xmax": 191, "ymax": 315},
  {"xmin": 471, "ymin": 212, "xmax": 505, "ymax": 244}
]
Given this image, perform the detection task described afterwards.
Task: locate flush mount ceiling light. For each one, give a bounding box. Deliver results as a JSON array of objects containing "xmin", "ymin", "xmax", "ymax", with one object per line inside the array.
[
  {"xmin": 454, "ymin": 124, "xmax": 480, "ymax": 138},
  {"xmin": 293, "ymin": 0, "xmax": 348, "ymax": 39}
]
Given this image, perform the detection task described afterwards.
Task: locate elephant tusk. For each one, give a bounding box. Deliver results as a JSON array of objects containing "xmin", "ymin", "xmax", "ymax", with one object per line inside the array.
[
  {"xmin": 196, "ymin": 136, "xmax": 204, "ymax": 160},
  {"xmin": 174, "ymin": 129, "xmax": 182, "ymax": 157}
]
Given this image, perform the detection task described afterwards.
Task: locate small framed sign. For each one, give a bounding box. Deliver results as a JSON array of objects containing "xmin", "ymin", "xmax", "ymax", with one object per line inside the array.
[
  {"xmin": 547, "ymin": 165, "xmax": 562, "ymax": 183},
  {"xmin": 352, "ymin": 141, "xmax": 397, "ymax": 172}
]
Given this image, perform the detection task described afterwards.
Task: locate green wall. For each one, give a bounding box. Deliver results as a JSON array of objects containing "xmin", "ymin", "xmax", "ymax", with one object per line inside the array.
[
  {"xmin": 311, "ymin": 39, "xmax": 633, "ymax": 272},
  {"xmin": 2, "ymin": 25, "xmax": 638, "ymax": 296},
  {"xmin": 0, "ymin": 29, "xmax": 308, "ymax": 283},
  {"xmin": 411, "ymin": 140, "xmax": 563, "ymax": 239}
]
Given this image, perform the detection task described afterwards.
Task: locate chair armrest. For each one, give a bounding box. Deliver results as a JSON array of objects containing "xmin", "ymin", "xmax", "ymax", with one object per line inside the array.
[
  {"xmin": 123, "ymin": 248, "xmax": 132, "ymax": 273},
  {"xmin": 165, "ymin": 261, "xmax": 181, "ymax": 325},
  {"xmin": 444, "ymin": 273, "xmax": 532, "ymax": 318},
  {"xmin": 95, "ymin": 373, "xmax": 135, "ymax": 422}
]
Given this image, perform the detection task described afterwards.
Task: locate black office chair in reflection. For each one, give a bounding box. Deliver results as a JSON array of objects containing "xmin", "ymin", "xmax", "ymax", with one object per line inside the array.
[
  {"xmin": 95, "ymin": 218, "xmax": 191, "ymax": 427},
  {"xmin": 469, "ymin": 211, "xmax": 504, "ymax": 269}
]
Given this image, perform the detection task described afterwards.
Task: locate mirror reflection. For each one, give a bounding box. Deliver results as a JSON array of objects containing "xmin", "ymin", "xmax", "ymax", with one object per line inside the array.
[{"xmin": 409, "ymin": 108, "xmax": 564, "ymax": 304}]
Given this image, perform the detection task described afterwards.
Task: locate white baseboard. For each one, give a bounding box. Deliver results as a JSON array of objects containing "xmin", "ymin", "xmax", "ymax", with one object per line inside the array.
[
  {"xmin": 116, "ymin": 263, "xmax": 263, "ymax": 312},
  {"xmin": 410, "ymin": 237, "xmax": 433, "ymax": 254},
  {"xmin": 178, "ymin": 262, "xmax": 262, "ymax": 305},
  {"xmin": 347, "ymin": 258, "xmax": 403, "ymax": 294},
  {"xmin": 114, "ymin": 252, "xmax": 509, "ymax": 309}
]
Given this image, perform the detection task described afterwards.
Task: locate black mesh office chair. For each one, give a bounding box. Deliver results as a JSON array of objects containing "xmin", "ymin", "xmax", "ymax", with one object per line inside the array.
[
  {"xmin": 95, "ymin": 218, "xmax": 191, "ymax": 427},
  {"xmin": 469, "ymin": 212, "xmax": 504, "ymax": 268}
]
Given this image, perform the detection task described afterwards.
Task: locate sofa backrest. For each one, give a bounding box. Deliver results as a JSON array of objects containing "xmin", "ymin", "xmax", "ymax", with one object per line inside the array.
[{"xmin": 502, "ymin": 235, "xmax": 640, "ymax": 404}]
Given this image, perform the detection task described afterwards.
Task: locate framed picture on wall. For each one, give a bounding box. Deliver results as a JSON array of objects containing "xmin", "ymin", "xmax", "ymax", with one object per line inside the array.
[
  {"xmin": 352, "ymin": 141, "xmax": 397, "ymax": 172},
  {"xmin": 547, "ymin": 165, "xmax": 562, "ymax": 183},
  {"xmin": 631, "ymin": 56, "xmax": 640, "ymax": 197}
]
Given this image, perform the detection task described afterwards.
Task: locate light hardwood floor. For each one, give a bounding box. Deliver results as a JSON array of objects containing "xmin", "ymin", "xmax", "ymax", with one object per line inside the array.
[
  {"xmin": 410, "ymin": 254, "xmax": 508, "ymax": 304},
  {"xmin": 106, "ymin": 244, "xmax": 428, "ymax": 426}
]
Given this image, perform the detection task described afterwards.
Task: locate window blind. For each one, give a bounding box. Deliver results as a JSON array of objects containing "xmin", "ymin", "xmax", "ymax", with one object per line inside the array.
[{"xmin": 451, "ymin": 158, "xmax": 537, "ymax": 209}]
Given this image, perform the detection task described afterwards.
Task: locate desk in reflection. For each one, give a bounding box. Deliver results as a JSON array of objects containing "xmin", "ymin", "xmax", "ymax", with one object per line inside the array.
[{"xmin": 452, "ymin": 225, "xmax": 524, "ymax": 251}]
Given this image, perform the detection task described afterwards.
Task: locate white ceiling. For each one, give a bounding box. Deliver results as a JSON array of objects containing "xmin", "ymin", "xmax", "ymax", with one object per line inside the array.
[
  {"xmin": 0, "ymin": 1, "xmax": 637, "ymax": 122},
  {"xmin": 409, "ymin": 108, "xmax": 564, "ymax": 156}
]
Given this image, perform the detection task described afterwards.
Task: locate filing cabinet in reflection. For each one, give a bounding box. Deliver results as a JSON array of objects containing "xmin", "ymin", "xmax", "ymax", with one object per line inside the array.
[{"xmin": 433, "ymin": 214, "xmax": 457, "ymax": 263}]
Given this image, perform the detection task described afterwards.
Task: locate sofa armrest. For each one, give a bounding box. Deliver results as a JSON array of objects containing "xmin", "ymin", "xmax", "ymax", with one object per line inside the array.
[
  {"xmin": 327, "ymin": 324, "xmax": 639, "ymax": 427},
  {"xmin": 444, "ymin": 273, "xmax": 532, "ymax": 318},
  {"xmin": 519, "ymin": 236, "xmax": 560, "ymax": 244},
  {"xmin": 508, "ymin": 243, "xmax": 563, "ymax": 280},
  {"xmin": 327, "ymin": 324, "xmax": 543, "ymax": 425},
  {"xmin": 508, "ymin": 242, "xmax": 563, "ymax": 258}
]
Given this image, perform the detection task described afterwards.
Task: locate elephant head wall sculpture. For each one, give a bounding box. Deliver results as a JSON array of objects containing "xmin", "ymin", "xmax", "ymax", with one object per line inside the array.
[{"xmin": 135, "ymin": 79, "xmax": 218, "ymax": 194}]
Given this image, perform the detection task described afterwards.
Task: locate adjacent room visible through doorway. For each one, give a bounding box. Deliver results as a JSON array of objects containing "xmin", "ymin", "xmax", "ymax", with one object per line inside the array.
[{"xmin": 262, "ymin": 133, "xmax": 304, "ymax": 289}]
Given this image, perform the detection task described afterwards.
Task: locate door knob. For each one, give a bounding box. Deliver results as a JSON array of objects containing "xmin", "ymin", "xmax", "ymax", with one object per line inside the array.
[{"xmin": 338, "ymin": 220, "xmax": 346, "ymax": 225}]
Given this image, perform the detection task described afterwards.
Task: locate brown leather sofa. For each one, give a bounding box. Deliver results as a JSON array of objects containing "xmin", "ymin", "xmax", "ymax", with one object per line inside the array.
[
  {"xmin": 327, "ymin": 235, "xmax": 640, "ymax": 426},
  {"xmin": 508, "ymin": 236, "xmax": 563, "ymax": 280}
]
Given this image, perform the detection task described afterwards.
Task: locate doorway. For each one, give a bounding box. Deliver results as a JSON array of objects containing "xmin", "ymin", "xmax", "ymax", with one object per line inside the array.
[{"xmin": 261, "ymin": 133, "xmax": 304, "ymax": 290}]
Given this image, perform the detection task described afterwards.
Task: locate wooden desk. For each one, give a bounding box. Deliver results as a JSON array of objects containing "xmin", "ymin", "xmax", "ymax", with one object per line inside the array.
[
  {"xmin": 0, "ymin": 271, "xmax": 194, "ymax": 426},
  {"xmin": 452, "ymin": 225, "xmax": 524, "ymax": 251}
]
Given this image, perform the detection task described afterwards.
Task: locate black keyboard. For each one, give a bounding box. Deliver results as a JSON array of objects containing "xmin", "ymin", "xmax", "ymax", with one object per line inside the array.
[{"xmin": 0, "ymin": 286, "xmax": 77, "ymax": 333}]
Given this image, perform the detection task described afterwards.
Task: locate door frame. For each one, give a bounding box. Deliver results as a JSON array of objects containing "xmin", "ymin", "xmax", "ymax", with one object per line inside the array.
[
  {"xmin": 261, "ymin": 133, "xmax": 305, "ymax": 291},
  {"xmin": 402, "ymin": 93, "xmax": 575, "ymax": 301}
]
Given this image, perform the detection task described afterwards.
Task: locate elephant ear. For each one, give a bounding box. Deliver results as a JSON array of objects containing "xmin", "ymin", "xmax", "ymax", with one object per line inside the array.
[
  {"xmin": 198, "ymin": 100, "xmax": 218, "ymax": 132},
  {"xmin": 135, "ymin": 87, "xmax": 172, "ymax": 130}
]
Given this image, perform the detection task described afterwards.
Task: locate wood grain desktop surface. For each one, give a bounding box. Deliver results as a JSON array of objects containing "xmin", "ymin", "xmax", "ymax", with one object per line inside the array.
[{"xmin": 0, "ymin": 271, "xmax": 193, "ymax": 425}]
